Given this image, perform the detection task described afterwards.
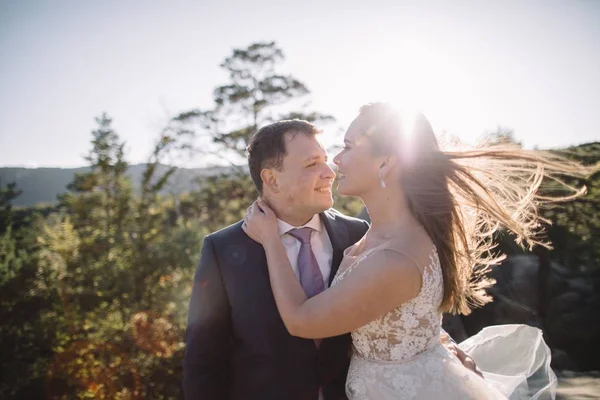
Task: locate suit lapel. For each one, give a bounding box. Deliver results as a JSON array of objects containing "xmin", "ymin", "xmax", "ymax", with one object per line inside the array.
[
  {"xmin": 224, "ymin": 221, "xmax": 270, "ymax": 287},
  {"xmin": 243, "ymin": 233, "xmax": 270, "ymax": 281},
  {"xmin": 320, "ymin": 209, "xmax": 350, "ymax": 287}
]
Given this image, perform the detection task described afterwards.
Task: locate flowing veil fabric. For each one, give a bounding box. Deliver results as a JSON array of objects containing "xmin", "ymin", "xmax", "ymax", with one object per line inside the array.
[{"xmin": 459, "ymin": 324, "xmax": 557, "ymax": 400}]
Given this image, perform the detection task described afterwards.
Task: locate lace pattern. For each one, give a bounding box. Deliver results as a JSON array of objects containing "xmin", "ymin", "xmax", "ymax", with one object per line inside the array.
[{"xmin": 332, "ymin": 245, "xmax": 443, "ymax": 361}]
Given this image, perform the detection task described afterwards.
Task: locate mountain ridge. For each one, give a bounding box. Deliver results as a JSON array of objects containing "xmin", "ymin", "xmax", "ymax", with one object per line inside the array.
[{"xmin": 0, "ymin": 164, "xmax": 244, "ymax": 207}]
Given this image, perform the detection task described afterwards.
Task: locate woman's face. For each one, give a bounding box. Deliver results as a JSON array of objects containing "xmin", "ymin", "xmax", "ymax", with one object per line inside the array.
[{"xmin": 333, "ymin": 115, "xmax": 386, "ymax": 197}]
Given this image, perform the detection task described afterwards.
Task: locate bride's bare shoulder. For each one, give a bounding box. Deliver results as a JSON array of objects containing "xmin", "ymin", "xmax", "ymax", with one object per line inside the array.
[{"xmin": 383, "ymin": 227, "xmax": 436, "ymax": 272}]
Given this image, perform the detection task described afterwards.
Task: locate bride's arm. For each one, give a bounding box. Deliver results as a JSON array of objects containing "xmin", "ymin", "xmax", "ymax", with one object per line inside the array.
[
  {"xmin": 265, "ymin": 240, "xmax": 422, "ymax": 338},
  {"xmin": 244, "ymin": 201, "xmax": 423, "ymax": 339}
]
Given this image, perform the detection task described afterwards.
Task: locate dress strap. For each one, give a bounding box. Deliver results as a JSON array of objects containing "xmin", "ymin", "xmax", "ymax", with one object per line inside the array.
[{"xmin": 377, "ymin": 242, "xmax": 438, "ymax": 278}]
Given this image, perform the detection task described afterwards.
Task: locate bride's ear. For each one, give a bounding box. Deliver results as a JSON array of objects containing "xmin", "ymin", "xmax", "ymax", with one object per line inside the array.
[
  {"xmin": 379, "ymin": 156, "xmax": 397, "ymax": 179},
  {"xmin": 260, "ymin": 168, "xmax": 280, "ymax": 193}
]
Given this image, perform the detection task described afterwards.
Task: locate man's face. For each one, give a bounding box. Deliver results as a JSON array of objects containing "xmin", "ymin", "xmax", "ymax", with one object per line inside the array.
[{"xmin": 271, "ymin": 132, "xmax": 335, "ymax": 217}]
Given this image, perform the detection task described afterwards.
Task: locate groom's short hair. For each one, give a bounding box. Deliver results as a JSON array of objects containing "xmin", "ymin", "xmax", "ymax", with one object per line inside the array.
[{"xmin": 247, "ymin": 119, "xmax": 321, "ymax": 194}]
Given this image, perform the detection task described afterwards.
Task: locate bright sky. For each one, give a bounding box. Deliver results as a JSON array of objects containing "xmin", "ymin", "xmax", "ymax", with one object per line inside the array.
[{"xmin": 1, "ymin": 0, "xmax": 599, "ymax": 168}]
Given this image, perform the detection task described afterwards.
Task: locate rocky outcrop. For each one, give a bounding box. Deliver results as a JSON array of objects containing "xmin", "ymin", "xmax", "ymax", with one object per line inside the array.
[{"xmin": 442, "ymin": 255, "xmax": 600, "ymax": 371}]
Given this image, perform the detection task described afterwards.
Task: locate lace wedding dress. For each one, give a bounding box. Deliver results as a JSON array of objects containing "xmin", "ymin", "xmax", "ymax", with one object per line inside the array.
[{"xmin": 332, "ymin": 239, "xmax": 556, "ymax": 400}]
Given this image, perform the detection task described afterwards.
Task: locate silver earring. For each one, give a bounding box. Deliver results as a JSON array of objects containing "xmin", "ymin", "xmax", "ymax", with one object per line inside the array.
[{"xmin": 378, "ymin": 171, "xmax": 386, "ymax": 189}]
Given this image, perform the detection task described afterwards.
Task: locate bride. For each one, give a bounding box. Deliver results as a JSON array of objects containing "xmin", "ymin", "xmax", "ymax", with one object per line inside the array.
[{"xmin": 243, "ymin": 103, "xmax": 588, "ymax": 399}]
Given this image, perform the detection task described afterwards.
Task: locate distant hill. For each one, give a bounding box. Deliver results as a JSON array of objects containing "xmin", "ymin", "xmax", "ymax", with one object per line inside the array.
[
  {"xmin": 0, "ymin": 164, "xmax": 243, "ymax": 207},
  {"xmin": 2, "ymin": 142, "xmax": 598, "ymax": 208}
]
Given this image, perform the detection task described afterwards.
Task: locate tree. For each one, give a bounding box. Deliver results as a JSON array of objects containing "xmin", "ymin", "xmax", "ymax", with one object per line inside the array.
[
  {"xmin": 37, "ymin": 114, "xmax": 205, "ymax": 399},
  {"xmin": 172, "ymin": 41, "xmax": 335, "ymax": 163},
  {"xmin": 0, "ymin": 186, "xmax": 59, "ymax": 398},
  {"xmin": 0, "ymin": 179, "xmax": 22, "ymax": 234},
  {"xmin": 482, "ymin": 127, "xmax": 521, "ymax": 147},
  {"xmin": 64, "ymin": 113, "xmax": 132, "ymax": 236},
  {"xmin": 540, "ymin": 142, "xmax": 600, "ymax": 271}
]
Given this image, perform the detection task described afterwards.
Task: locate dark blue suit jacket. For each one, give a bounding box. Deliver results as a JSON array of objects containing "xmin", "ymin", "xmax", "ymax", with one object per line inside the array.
[{"xmin": 183, "ymin": 209, "xmax": 369, "ymax": 400}]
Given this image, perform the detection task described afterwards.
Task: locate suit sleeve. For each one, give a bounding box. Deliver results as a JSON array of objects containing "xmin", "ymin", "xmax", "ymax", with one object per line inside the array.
[
  {"xmin": 183, "ymin": 235, "xmax": 232, "ymax": 399},
  {"xmin": 355, "ymin": 219, "xmax": 370, "ymax": 241},
  {"xmin": 361, "ymin": 220, "xmax": 370, "ymax": 235}
]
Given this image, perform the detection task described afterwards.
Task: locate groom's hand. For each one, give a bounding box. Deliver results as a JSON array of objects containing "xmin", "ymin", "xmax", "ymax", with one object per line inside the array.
[
  {"xmin": 452, "ymin": 344, "xmax": 484, "ymax": 378},
  {"xmin": 441, "ymin": 331, "xmax": 483, "ymax": 378}
]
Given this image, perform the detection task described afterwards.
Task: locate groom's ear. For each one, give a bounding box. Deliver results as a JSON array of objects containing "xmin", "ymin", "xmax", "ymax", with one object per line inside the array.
[{"xmin": 260, "ymin": 168, "xmax": 280, "ymax": 193}]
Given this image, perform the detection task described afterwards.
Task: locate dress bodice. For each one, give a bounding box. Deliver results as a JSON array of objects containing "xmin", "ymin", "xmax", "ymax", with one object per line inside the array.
[{"xmin": 332, "ymin": 240, "xmax": 443, "ymax": 361}]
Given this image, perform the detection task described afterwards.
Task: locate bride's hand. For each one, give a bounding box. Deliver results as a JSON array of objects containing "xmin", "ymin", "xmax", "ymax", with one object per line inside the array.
[{"xmin": 242, "ymin": 199, "xmax": 279, "ymax": 246}]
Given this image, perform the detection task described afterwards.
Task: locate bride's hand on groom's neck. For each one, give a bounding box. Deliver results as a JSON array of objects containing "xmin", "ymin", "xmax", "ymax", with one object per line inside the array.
[{"xmin": 242, "ymin": 199, "xmax": 279, "ymax": 247}]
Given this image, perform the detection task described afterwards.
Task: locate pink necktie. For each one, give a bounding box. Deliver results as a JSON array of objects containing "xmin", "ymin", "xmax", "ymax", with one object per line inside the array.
[
  {"xmin": 288, "ymin": 227, "xmax": 326, "ymax": 354},
  {"xmin": 288, "ymin": 227, "xmax": 326, "ymax": 298}
]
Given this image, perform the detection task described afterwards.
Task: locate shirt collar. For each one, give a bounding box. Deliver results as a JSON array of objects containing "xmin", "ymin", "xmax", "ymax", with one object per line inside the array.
[{"xmin": 277, "ymin": 214, "xmax": 322, "ymax": 237}]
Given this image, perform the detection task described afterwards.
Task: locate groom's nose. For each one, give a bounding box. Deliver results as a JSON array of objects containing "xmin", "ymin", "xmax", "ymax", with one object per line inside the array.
[
  {"xmin": 328, "ymin": 162, "xmax": 338, "ymax": 174},
  {"xmin": 322, "ymin": 163, "xmax": 336, "ymax": 180}
]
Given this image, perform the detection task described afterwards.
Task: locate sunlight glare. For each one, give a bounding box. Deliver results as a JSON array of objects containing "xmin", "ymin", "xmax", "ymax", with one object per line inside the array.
[{"xmin": 340, "ymin": 38, "xmax": 488, "ymax": 146}]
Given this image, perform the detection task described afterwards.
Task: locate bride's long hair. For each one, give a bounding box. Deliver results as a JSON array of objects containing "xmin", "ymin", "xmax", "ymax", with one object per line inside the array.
[{"xmin": 359, "ymin": 103, "xmax": 596, "ymax": 315}]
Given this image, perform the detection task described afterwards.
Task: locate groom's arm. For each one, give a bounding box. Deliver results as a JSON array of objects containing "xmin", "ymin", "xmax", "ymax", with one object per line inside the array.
[{"xmin": 183, "ymin": 235, "xmax": 232, "ymax": 399}]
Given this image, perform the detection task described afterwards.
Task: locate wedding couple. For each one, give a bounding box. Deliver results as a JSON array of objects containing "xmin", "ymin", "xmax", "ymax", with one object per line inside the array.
[{"xmin": 184, "ymin": 103, "xmax": 564, "ymax": 399}]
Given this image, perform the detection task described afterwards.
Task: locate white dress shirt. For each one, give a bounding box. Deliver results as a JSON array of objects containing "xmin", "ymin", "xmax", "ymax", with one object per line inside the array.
[{"xmin": 277, "ymin": 214, "xmax": 334, "ymax": 288}]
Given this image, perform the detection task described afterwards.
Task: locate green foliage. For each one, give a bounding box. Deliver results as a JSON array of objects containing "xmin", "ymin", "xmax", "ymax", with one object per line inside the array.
[
  {"xmin": 0, "ymin": 113, "xmax": 205, "ymax": 398},
  {"xmin": 184, "ymin": 170, "xmax": 257, "ymax": 231},
  {"xmin": 540, "ymin": 142, "xmax": 600, "ymax": 271},
  {"xmin": 0, "ymin": 179, "xmax": 22, "ymax": 233},
  {"xmin": 0, "ymin": 211, "xmax": 61, "ymax": 398},
  {"xmin": 331, "ymin": 179, "xmax": 364, "ymax": 219},
  {"xmin": 492, "ymin": 142, "xmax": 600, "ymax": 274}
]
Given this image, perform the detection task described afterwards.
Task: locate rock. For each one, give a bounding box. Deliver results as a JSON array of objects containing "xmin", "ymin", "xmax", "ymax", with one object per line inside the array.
[
  {"xmin": 551, "ymin": 349, "xmax": 579, "ymax": 371},
  {"xmin": 461, "ymin": 254, "xmax": 600, "ymax": 370},
  {"xmin": 545, "ymin": 291, "xmax": 600, "ymax": 370},
  {"xmin": 442, "ymin": 314, "xmax": 469, "ymax": 343},
  {"xmin": 462, "ymin": 255, "xmax": 543, "ymax": 335},
  {"xmin": 556, "ymin": 371, "xmax": 600, "ymax": 400}
]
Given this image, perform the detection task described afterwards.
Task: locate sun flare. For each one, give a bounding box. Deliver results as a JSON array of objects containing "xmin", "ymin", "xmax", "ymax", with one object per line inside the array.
[{"xmin": 332, "ymin": 38, "xmax": 488, "ymax": 148}]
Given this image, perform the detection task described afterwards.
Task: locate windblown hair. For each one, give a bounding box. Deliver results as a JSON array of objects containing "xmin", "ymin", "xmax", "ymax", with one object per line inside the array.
[{"xmin": 359, "ymin": 103, "xmax": 595, "ymax": 315}]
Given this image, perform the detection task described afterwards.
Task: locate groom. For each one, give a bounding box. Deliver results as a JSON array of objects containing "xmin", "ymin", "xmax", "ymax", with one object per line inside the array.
[{"xmin": 183, "ymin": 120, "xmax": 473, "ymax": 400}]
